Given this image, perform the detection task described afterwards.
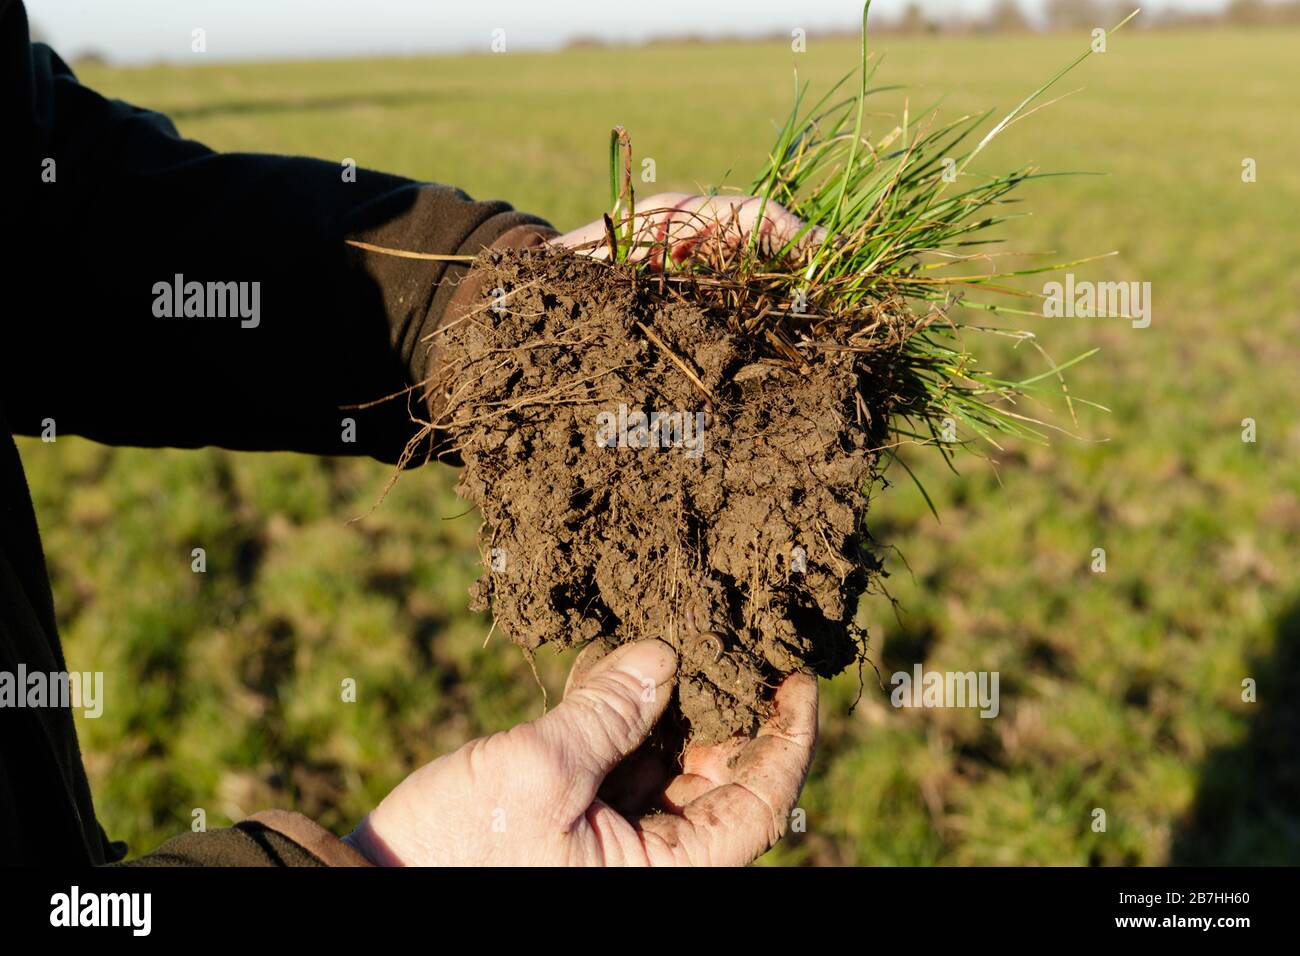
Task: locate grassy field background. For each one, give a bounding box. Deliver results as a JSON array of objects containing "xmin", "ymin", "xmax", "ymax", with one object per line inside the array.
[{"xmin": 18, "ymin": 27, "xmax": 1300, "ymax": 864}]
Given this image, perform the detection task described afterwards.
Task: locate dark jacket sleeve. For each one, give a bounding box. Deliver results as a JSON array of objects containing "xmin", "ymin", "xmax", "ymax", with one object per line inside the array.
[
  {"xmin": 0, "ymin": 0, "xmax": 553, "ymax": 868},
  {"xmin": 1, "ymin": 0, "xmax": 555, "ymax": 465}
]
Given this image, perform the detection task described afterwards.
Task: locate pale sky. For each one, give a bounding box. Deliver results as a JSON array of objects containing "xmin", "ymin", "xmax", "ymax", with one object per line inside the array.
[{"xmin": 27, "ymin": 0, "xmax": 1232, "ymax": 64}]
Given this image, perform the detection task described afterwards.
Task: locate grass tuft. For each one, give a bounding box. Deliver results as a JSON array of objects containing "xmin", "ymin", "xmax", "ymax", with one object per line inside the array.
[{"xmin": 606, "ymin": 3, "xmax": 1140, "ymax": 498}]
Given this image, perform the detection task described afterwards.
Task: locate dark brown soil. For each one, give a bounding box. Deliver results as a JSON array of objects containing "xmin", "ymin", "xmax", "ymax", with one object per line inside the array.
[{"xmin": 433, "ymin": 249, "xmax": 891, "ymax": 743}]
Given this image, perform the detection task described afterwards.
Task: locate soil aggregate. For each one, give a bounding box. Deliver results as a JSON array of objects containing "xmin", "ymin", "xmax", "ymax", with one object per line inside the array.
[{"xmin": 434, "ymin": 249, "xmax": 893, "ymax": 743}]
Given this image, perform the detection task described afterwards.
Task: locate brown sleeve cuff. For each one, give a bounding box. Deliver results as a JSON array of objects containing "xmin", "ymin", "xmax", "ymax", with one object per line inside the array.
[
  {"xmin": 423, "ymin": 223, "xmax": 560, "ymax": 426},
  {"xmin": 243, "ymin": 810, "xmax": 375, "ymax": 867},
  {"xmin": 441, "ymin": 222, "xmax": 559, "ymax": 332}
]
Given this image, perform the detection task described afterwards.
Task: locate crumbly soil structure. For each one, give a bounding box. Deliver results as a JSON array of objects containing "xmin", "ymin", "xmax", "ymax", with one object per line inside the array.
[{"xmin": 435, "ymin": 249, "xmax": 892, "ymax": 743}]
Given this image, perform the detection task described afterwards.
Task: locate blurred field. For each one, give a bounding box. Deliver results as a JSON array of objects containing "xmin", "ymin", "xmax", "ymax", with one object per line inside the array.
[{"xmin": 19, "ymin": 27, "xmax": 1300, "ymax": 864}]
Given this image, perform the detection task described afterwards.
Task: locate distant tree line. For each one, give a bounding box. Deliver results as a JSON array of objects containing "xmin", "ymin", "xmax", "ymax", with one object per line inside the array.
[
  {"xmin": 576, "ymin": 1, "xmax": 1300, "ymax": 52},
  {"xmin": 880, "ymin": 0, "xmax": 1300, "ymax": 34}
]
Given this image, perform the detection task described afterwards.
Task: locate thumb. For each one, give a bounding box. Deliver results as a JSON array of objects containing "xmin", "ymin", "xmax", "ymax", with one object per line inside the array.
[{"xmin": 537, "ymin": 639, "xmax": 677, "ymax": 787}]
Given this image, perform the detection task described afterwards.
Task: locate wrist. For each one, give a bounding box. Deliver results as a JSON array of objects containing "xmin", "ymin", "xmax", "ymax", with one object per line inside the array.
[{"xmin": 343, "ymin": 815, "xmax": 405, "ymax": 867}]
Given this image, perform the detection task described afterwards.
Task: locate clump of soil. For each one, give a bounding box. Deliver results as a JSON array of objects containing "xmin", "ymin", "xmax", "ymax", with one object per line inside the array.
[{"xmin": 433, "ymin": 248, "xmax": 897, "ymax": 743}]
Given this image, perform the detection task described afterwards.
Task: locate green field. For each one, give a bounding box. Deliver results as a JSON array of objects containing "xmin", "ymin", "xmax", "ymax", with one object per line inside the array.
[{"xmin": 19, "ymin": 27, "xmax": 1300, "ymax": 864}]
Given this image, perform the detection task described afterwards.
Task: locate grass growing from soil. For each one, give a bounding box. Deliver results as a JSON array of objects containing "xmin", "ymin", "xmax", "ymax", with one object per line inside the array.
[
  {"xmin": 19, "ymin": 26, "xmax": 1300, "ymax": 863},
  {"xmin": 599, "ymin": 6, "xmax": 1135, "ymax": 512},
  {"xmin": 432, "ymin": 6, "xmax": 1142, "ymax": 744}
]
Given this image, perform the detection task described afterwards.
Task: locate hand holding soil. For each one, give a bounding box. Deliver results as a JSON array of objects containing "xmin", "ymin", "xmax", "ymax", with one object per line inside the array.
[{"xmin": 344, "ymin": 640, "xmax": 817, "ymax": 865}]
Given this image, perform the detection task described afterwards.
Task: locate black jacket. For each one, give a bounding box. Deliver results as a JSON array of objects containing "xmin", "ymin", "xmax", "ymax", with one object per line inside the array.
[{"xmin": 0, "ymin": 0, "xmax": 552, "ymax": 864}]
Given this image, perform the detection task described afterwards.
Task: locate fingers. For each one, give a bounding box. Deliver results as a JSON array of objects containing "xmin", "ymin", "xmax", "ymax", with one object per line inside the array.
[
  {"xmin": 561, "ymin": 639, "xmax": 684, "ymax": 818},
  {"xmin": 562, "ymin": 640, "xmax": 613, "ymax": 698},
  {"xmin": 726, "ymin": 671, "xmax": 819, "ymax": 824},
  {"xmin": 550, "ymin": 219, "xmax": 612, "ymax": 258},
  {"xmin": 551, "ymin": 193, "xmax": 692, "ymax": 261},
  {"xmin": 536, "ymin": 639, "xmax": 678, "ymax": 789},
  {"xmin": 730, "ymin": 197, "xmax": 827, "ymax": 257},
  {"xmin": 797, "ymin": 223, "xmax": 831, "ymax": 254},
  {"xmin": 658, "ymin": 196, "xmax": 825, "ymax": 263},
  {"xmin": 625, "ymin": 194, "xmax": 694, "ymax": 268},
  {"xmin": 554, "ymin": 193, "xmax": 827, "ymax": 267},
  {"xmin": 639, "ymin": 672, "xmax": 818, "ymax": 866},
  {"xmin": 658, "ymin": 735, "xmax": 745, "ymax": 811},
  {"xmin": 661, "ymin": 772, "xmax": 714, "ymax": 812}
]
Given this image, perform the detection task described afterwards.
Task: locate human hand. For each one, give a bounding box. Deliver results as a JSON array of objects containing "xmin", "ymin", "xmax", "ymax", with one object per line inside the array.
[
  {"xmin": 344, "ymin": 638, "xmax": 818, "ymax": 865},
  {"xmin": 552, "ymin": 192, "xmax": 827, "ymax": 269}
]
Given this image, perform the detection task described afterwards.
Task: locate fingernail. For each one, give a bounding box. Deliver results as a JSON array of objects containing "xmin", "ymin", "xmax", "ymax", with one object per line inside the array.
[{"xmin": 612, "ymin": 639, "xmax": 677, "ymax": 686}]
